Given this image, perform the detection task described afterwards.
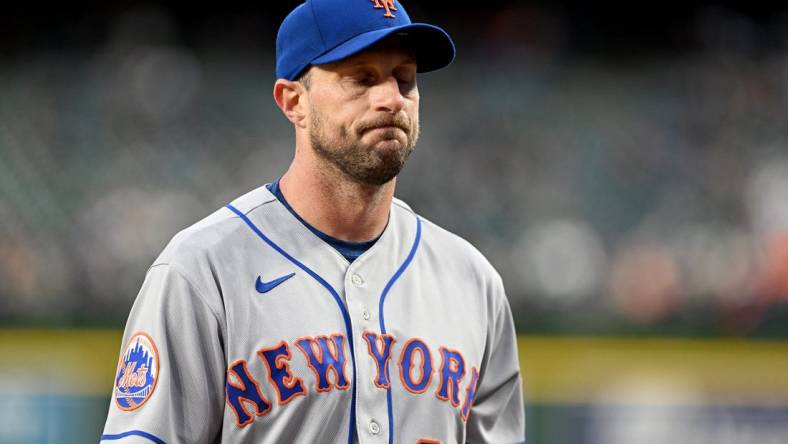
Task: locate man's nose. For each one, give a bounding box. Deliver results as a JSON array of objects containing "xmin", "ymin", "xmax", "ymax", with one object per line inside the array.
[{"xmin": 371, "ymin": 76, "xmax": 406, "ymax": 114}]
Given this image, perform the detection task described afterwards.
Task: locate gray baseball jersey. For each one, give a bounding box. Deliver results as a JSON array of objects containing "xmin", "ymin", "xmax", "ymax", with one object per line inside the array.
[{"xmin": 101, "ymin": 184, "xmax": 525, "ymax": 444}]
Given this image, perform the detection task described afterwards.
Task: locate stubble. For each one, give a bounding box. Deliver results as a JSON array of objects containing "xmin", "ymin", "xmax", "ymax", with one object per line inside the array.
[{"xmin": 309, "ymin": 107, "xmax": 420, "ymax": 186}]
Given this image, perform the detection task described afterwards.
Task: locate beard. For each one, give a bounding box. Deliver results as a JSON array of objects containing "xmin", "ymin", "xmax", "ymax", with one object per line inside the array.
[{"xmin": 309, "ymin": 107, "xmax": 419, "ymax": 186}]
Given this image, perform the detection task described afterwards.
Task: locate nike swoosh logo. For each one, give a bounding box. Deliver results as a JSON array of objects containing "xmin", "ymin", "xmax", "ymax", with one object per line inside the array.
[{"xmin": 255, "ymin": 273, "xmax": 295, "ymax": 293}]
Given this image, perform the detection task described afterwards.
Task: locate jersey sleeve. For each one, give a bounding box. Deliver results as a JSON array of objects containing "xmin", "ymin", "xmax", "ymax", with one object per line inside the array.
[
  {"xmin": 101, "ymin": 262, "xmax": 226, "ymax": 443},
  {"xmin": 466, "ymin": 273, "xmax": 526, "ymax": 444}
]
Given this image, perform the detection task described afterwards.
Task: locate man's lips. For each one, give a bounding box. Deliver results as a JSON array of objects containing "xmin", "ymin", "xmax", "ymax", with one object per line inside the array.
[{"xmin": 365, "ymin": 125, "xmax": 407, "ymax": 133}]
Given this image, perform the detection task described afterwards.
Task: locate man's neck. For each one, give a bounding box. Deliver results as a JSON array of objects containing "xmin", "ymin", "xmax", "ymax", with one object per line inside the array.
[{"xmin": 278, "ymin": 156, "xmax": 395, "ymax": 243}]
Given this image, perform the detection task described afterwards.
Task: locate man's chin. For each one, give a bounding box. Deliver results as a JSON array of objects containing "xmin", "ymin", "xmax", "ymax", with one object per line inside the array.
[
  {"xmin": 347, "ymin": 150, "xmax": 410, "ymax": 186},
  {"xmin": 352, "ymin": 166, "xmax": 402, "ymax": 186}
]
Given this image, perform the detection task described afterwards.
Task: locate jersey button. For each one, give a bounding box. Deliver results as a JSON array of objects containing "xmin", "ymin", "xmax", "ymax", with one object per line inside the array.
[
  {"xmin": 368, "ymin": 420, "xmax": 380, "ymax": 435},
  {"xmin": 351, "ymin": 273, "xmax": 364, "ymax": 286},
  {"xmin": 362, "ymin": 309, "xmax": 371, "ymax": 320}
]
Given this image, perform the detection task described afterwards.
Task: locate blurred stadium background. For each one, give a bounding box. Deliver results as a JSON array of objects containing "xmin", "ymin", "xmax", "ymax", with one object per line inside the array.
[{"xmin": 2, "ymin": 1, "xmax": 788, "ymax": 442}]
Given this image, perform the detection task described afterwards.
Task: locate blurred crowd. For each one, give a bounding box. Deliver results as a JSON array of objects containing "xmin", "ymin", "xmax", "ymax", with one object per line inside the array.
[{"xmin": 1, "ymin": 5, "xmax": 787, "ymax": 335}]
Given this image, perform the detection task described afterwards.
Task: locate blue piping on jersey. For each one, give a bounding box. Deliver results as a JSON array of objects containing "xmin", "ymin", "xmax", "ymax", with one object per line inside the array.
[
  {"xmin": 378, "ymin": 216, "xmax": 422, "ymax": 444},
  {"xmin": 225, "ymin": 204, "xmax": 358, "ymax": 444},
  {"xmin": 100, "ymin": 430, "xmax": 166, "ymax": 444}
]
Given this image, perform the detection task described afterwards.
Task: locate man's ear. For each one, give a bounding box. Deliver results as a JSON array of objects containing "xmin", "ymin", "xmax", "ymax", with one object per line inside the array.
[{"xmin": 273, "ymin": 79, "xmax": 308, "ymax": 128}]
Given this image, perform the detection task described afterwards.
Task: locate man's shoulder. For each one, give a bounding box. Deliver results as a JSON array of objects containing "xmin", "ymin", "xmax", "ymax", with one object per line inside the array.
[{"xmin": 152, "ymin": 185, "xmax": 276, "ymax": 269}]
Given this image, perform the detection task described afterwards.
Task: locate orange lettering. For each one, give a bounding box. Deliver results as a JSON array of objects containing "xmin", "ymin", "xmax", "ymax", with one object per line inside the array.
[
  {"xmin": 118, "ymin": 362, "xmax": 151, "ymax": 388},
  {"xmin": 119, "ymin": 362, "xmax": 137, "ymax": 389},
  {"xmin": 135, "ymin": 364, "xmax": 149, "ymax": 387},
  {"xmin": 370, "ymin": 0, "xmax": 397, "ymax": 18}
]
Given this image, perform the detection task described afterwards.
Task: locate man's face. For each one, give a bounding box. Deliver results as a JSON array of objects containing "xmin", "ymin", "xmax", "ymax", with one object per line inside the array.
[{"xmin": 303, "ymin": 44, "xmax": 420, "ymax": 186}]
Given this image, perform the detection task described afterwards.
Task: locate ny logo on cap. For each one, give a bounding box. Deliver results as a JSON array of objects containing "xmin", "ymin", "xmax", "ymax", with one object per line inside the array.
[{"xmin": 371, "ymin": 0, "xmax": 397, "ymax": 18}]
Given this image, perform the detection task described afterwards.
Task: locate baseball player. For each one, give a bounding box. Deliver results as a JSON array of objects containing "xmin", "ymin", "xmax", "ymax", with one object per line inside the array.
[{"xmin": 101, "ymin": 0, "xmax": 525, "ymax": 443}]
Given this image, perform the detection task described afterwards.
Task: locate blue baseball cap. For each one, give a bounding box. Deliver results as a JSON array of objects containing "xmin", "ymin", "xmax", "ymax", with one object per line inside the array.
[{"xmin": 276, "ymin": 0, "xmax": 456, "ymax": 80}]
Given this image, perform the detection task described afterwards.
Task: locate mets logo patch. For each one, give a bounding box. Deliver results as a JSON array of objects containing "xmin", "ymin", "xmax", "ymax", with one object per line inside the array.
[{"xmin": 114, "ymin": 332, "xmax": 159, "ymax": 411}]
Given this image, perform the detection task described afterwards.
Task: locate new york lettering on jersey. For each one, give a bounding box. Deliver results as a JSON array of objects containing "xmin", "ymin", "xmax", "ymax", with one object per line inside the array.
[{"xmin": 224, "ymin": 333, "xmax": 481, "ymax": 429}]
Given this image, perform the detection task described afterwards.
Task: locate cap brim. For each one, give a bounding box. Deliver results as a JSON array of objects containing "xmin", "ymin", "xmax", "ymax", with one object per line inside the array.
[{"xmin": 310, "ymin": 23, "xmax": 455, "ymax": 73}]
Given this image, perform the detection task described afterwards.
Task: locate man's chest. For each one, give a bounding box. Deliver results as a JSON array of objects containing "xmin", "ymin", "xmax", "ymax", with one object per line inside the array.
[{"xmin": 216, "ymin": 252, "xmax": 489, "ymax": 443}]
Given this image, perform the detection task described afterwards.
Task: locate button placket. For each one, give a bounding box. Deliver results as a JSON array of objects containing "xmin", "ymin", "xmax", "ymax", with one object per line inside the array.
[
  {"xmin": 351, "ymin": 273, "xmax": 364, "ymax": 286},
  {"xmin": 345, "ymin": 265, "xmax": 389, "ymax": 442},
  {"xmin": 368, "ymin": 420, "xmax": 380, "ymax": 435}
]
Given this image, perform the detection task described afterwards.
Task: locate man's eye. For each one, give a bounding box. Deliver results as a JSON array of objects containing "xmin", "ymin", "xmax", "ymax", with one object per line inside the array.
[
  {"xmin": 353, "ymin": 74, "xmax": 374, "ymax": 85},
  {"xmin": 395, "ymin": 68, "xmax": 417, "ymax": 85}
]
